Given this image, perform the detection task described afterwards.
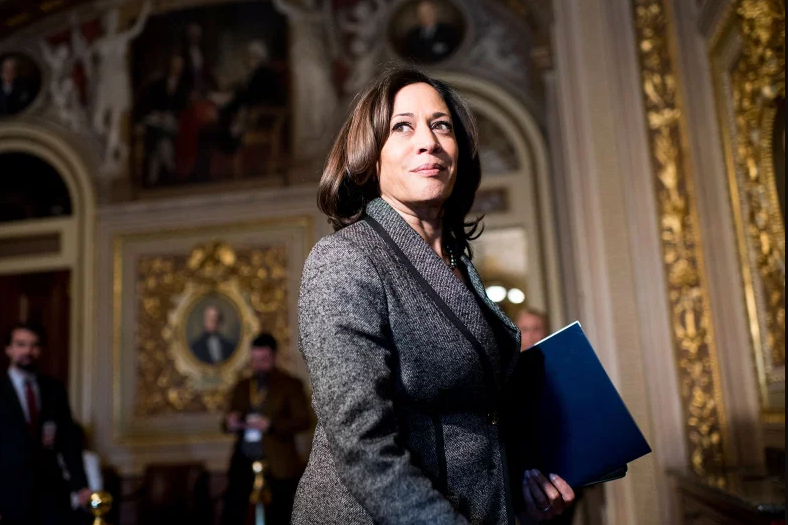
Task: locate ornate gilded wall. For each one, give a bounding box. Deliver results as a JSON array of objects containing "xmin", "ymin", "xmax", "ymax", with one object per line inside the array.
[
  {"xmin": 111, "ymin": 217, "xmax": 312, "ymax": 447},
  {"xmin": 632, "ymin": 0, "xmax": 730, "ymax": 474},
  {"xmin": 709, "ymin": 0, "xmax": 785, "ymax": 423}
]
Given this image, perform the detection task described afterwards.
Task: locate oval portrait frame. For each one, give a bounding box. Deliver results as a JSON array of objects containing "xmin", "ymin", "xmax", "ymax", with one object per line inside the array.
[
  {"xmin": 386, "ymin": 0, "xmax": 470, "ymax": 66},
  {"xmin": 166, "ymin": 280, "xmax": 260, "ymax": 390},
  {"xmin": 0, "ymin": 50, "xmax": 44, "ymax": 118}
]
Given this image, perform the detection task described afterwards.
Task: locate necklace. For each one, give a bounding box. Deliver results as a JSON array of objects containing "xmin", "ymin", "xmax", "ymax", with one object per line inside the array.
[{"xmin": 444, "ymin": 244, "xmax": 458, "ymax": 271}]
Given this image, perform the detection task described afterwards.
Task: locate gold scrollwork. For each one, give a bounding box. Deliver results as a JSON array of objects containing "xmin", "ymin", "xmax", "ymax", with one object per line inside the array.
[
  {"xmin": 711, "ymin": 0, "xmax": 785, "ymax": 420},
  {"xmin": 134, "ymin": 241, "xmax": 289, "ymax": 417},
  {"xmin": 633, "ymin": 0, "xmax": 729, "ymax": 474}
]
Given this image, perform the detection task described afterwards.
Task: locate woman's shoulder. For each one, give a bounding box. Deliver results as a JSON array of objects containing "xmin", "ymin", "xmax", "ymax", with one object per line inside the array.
[
  {"xmin": 302, "ymin": 220, "xmax": 383, "ymax": 282},
  {"xmin": 306, "ymin": 220, "xmax": 378, "ymax": 264}
]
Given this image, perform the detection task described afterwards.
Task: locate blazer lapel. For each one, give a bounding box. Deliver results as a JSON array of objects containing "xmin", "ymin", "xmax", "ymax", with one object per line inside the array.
[
  {"xmin": 1, "ymin": 373, "xmax": 27, "ymax": 427},
  {"xmin": 365, "ymin": 198, "xmax": 505, "ymax": 385},
  {"xmin": 463, "ymin": 259, "xmax": 522, "ymax": 385}
]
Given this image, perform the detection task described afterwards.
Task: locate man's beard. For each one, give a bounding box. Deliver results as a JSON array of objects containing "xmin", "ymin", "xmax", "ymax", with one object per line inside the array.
[{"xmin": 15, "ymin": 359, "xmax": 39, "ymax": 373}]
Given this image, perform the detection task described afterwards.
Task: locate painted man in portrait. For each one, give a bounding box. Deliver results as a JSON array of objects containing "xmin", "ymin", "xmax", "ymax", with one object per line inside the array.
[
  {"xmin": 136, "ymin": 53, "xmax": 189, "ymax": 186},
  {"xmin": 0, "ymin": 57, "xmax": 33, "ymax": 116},
  {"xmin": 404, "ymin": 0, "xmax": 461, "ymax": 64},
  {"xmin": 190, "ymin": 304, "xmax": 237, "ymax": 365}
]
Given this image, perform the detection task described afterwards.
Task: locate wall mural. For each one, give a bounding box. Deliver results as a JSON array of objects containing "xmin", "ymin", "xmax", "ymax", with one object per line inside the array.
[
  {"xmin": 130, "ymin": 2, "xmax": 290, "ymax": 188},
  {"xmin": 29, "ymin": 0, "xmax": 532, "ymax": 193}
]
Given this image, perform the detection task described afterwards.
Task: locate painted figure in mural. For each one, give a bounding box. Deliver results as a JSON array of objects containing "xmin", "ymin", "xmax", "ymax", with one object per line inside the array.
[
  {"xmin": 0, "ymin": 56, "xmax": 34, "ymax": 116},
  {"xmin": 40, "ymin": 41, "xmax": 85, "ymax": 133},
  {"xmin": 404, "ymin": 0, "xmax": 460, "ymax": 63},
  {"xmin": 75, "ymin": 1, "xmax": 151, "ymax": 174},
  {"xmin": 191, "ymin": 40, "xmax": 285, "ymax": 180},
  {"xmin": 222, "ymin": 40, "xmax": 285, "ymax": 140},
  {"xmin": 179, "ymin": 22, "xmax": 217, "ymax": 99},
  {"xmin": 189, "ymin": 304, "xmax": 237, "ymax": 365},
  {"xmin": 136, "ymin": 53, "xmax": 189, "ymax": 185},
  {"xmin": 272, "ymin": 0, "xmax": 338, "ymax": 156},
  {"xmin": 337, "ymin": 0, "xmax": 388, "ymax": 95}
]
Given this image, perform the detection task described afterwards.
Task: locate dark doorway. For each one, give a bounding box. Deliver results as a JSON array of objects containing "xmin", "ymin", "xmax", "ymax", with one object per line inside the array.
[
  {"xmin": 0, "ymin": 270, "xmax": 71, "ymax": 384},
  {"xmin": 0, "ymin": 152, "xmax": 73, "ymax": 223}
]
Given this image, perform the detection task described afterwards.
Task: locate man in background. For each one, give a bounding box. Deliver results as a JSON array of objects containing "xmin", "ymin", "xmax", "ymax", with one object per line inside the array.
[
  {"xmin": 516, "ymin": 307, "xmax": 548, "ymax": 352},
  {"xmin": 221, "ymin": 333, "xmax": 311, "ymax": 525},
  {"xmin": 0, "ymin": 322, "xmax": 90, "ymax": 525}
]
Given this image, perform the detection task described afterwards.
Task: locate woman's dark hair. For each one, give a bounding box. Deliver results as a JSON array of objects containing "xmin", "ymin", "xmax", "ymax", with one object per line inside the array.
[{"xmin": 318, "ymin": 67, "xmax": 483, "ymax": 257}]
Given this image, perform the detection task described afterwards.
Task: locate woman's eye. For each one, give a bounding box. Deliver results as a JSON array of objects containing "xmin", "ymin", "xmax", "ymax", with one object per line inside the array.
[
  {"xmin": 392, "ymin": 122, "xmax": 412, "ymax": 132},
  {"xmin": 432, "ymin": 120, "xmax": 453, "ymax": 132}
]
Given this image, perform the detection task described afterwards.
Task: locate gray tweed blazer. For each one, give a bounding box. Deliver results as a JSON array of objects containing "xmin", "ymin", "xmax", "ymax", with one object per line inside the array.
[{"xmin": 292, "ymin": 198, "xmax": 522, "ymax": 524}]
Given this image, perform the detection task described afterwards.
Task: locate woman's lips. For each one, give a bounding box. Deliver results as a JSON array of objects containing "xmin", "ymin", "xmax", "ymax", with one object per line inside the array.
[{"xmin": 411, "ymin": 164, "xmax": 446, "ymax": 176}]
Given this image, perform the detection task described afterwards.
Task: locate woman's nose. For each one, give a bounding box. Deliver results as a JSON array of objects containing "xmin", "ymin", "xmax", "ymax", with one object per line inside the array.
[{"xmin": 416, "ymin": 129, "xmax": 441, "ymax": 154}]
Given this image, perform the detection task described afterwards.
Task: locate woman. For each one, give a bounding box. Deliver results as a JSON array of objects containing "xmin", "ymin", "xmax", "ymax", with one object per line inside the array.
[{"xmin": 293, "ymin": 68, "xmax": 574, "ymax": 524}]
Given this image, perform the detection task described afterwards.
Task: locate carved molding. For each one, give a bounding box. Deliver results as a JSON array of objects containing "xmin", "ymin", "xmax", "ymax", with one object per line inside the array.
[
  {"xmin": 632, "ymin": 0, "xmax": 729, "ymax": 474},
  {"xmin": 709, "ymin": 0, "xmax": 785, "ymax": 421}
]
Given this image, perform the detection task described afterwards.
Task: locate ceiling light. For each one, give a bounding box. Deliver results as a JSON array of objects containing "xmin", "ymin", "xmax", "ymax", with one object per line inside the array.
[
  {"xmin": 486, "ymin": 286, "xmax": 507, "ymax": 303},
  {"xmin": 507, "ymin": 288, "xmax": 525, "ymax": 304}
]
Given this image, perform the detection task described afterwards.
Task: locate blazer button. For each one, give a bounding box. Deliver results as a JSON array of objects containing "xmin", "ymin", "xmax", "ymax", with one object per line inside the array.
[{"xmin": 488, "ymin": 412, "xmax": 499, "ymax": 426}]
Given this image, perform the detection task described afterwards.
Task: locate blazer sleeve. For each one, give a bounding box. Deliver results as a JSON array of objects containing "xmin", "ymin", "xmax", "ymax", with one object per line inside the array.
[{"xmin": 299, "ymin": 235, "xmax": 468, "ymax": 525}]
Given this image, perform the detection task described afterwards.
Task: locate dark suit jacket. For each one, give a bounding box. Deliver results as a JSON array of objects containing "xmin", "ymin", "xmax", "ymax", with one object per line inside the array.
[
  {"xmin": 292, "ymin": 198, "xmax": 522, "ymax": 524},
  {"xmin": 0, "ymin": 373, "xmax": 87, "ymax": 520},
  {"xmin": 190, "ymin": 332, "xmax": 236, "ymax": 364},
  {"xmin": 405, "ymin": 23, "xmax": 461, "ymax": 63},
  {"xmin": 137, "ymin": 75, "xmax": 189, "ymax": 120},
  {"xmin": 0, "ymin": 80, "xmax": 32, "ymax": 115},
  {"xmin": 224, "ymin": 369, "xmax": 311, "ymax": 480}
]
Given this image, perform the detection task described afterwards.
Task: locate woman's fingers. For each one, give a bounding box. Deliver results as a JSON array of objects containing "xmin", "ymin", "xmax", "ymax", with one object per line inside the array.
[
  {"xmin": 521, "ymin": 478, "xmax": 543, "ymax": 522},
  {"xmin": 524, "ymin": 470, "xmax": 555, "ymax": 520},
  {"xmin": 548, "ymin": 473, "xmax": 576, "ymax": 504},
  {"xmin": 530, "ymin": 469, "xmax": 565, "ymax": 513}
]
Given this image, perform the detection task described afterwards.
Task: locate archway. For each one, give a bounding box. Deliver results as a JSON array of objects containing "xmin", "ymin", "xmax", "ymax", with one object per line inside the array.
[{"xmin": 0, "ymin": 122, "xmax": 97, "ymax": 421}]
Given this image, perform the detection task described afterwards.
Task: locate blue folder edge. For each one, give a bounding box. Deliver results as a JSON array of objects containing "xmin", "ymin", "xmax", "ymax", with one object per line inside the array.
[{"xmin": 507, "ymin": 321, "xmax": 652, "ymax": 488}]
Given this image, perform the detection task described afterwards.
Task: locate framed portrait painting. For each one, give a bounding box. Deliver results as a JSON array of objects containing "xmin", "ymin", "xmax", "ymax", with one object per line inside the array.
[
  {"xmin": 111, "ymin": 217, "xmax": 313, "ymax": 446},
  {"xmin": 0, "ymin": 52, "xmax": 42, "ymax": 117},
  {"xmin": 388, "ymin": 0, "xmax": 467, "ymax": 65}
]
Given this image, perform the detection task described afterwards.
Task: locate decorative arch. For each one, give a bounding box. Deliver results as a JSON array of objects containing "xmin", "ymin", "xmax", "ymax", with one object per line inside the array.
[
  {"xmin": 0, "ymin": 121, "xmax": 96, "ymax": 422},
  {"xmin": 436, "ymin": 72, "xmax": 564, "ymax": 327}
]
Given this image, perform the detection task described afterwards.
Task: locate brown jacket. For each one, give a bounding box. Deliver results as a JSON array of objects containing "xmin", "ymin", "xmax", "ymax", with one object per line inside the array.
[{"xmin": 224, "ymin": 369, "xmax": 312, "ymax": 479}]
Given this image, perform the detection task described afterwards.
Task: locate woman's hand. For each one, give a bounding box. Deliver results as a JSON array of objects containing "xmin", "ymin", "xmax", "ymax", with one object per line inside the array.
[{"xmin": 522, "ymin": 469, "xmax": 575, "ymax": 522}]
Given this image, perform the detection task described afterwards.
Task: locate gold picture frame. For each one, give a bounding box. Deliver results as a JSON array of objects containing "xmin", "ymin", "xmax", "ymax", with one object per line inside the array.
[
  {"xmin": 112, "ymin": 216, "xmax": 313, "ymax": 446},
  {"xmin": 167, "ymin": 279, "xmax": 260, "ymax": 391},
  {"xmin": 710, "ymin": 0, "xmax": 785, "ymax": 421}
]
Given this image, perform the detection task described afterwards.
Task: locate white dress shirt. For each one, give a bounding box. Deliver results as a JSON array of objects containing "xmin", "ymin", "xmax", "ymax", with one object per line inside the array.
[
  {"xmin": 207, "ymin": 334, "xmax": 222, "ymax": 363},
  {"xmin": 8, "ymin": 366, "xmax": 40, "ymax": 422}
]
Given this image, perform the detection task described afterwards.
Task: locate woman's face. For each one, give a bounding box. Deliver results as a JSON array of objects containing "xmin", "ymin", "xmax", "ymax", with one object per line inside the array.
[{"xmin": 378, "ymin": 82, "xmax": 458, "ymax": 212}]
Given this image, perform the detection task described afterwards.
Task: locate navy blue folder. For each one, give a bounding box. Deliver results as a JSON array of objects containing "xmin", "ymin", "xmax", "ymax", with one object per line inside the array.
[{"xmin": 505, "ymin": 322, "xmax": 652, "ymax": 488}]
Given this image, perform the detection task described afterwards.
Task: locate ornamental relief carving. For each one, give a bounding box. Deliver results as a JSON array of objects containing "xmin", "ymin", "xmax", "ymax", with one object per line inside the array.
[
  {"xmin": 633, "ymin": 0, "xmax": 729, "ymax": 474},
  {"xmin": 710, "ymin": 0, "xmax": 785, "ymax": 419},
  {"xmin": 134, "ymin": 241, "xmax": 288, "ymax": 417}
]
